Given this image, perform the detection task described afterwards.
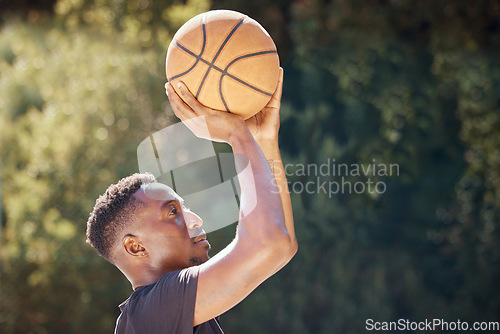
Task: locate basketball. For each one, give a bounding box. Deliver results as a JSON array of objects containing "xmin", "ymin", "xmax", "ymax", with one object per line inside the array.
[{"xmin": 166, "ymin": 10, "xmax": 280, "ymax": 120}]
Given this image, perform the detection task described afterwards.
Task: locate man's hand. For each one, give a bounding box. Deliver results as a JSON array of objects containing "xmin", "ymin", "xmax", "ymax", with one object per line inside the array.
[
  {"xmin": 166, "ymin": 67, "xmax": 284, "ymax": 145},
  {"xmin": 165, "ymin": 81, "xmax": 246, "ymax": 144},
  {"xmin": 244, "ymin": 67, "xmax": 284, "ymax": 143}
]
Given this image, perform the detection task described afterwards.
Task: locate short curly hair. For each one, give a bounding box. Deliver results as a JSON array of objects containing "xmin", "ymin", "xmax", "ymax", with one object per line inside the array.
[{"xmin": 86, "ymin": 173, "xmax": 156, "ymax": 263}]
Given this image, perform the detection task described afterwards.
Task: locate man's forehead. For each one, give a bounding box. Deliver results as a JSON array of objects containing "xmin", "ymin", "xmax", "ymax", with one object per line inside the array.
[{"xmin": 141, "ymin": 182, "xmax": 183, "ymax": 202}]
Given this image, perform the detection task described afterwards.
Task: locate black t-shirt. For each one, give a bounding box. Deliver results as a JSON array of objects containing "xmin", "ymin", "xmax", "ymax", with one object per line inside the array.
[{"xmin": 115, "ymin": 266, "xmax": 224, "ymax": 334}]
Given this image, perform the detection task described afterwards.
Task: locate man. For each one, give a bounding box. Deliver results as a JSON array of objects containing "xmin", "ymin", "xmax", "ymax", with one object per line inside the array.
[{"xmin": 86, "ymin": 68, "xmax": 297, "ymax": 333}]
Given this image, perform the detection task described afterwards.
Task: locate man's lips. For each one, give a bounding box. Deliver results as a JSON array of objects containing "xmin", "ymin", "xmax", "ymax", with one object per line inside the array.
[{"xmin": 193, "ymin": 234, "xmax": 207, "ymax": 244}]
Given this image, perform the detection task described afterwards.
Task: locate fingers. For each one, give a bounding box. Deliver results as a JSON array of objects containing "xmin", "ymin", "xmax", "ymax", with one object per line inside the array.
[
  {"xmin": 165, "ymin": 82, "xmax": 196, "ymax": 121},
  {"xmin": 177, "ymin": 81, "xmax": 209, "ymax": 114},
  {"xmin": 274, "ymin": 67, "xmax": 284, "ymax": 101},
  {"xmin": 265, "ymin": 67, "xmax": 284, "ymax": 110}
]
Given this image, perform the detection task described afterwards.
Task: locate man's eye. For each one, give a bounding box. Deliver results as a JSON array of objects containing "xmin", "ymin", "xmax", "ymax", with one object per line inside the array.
[{"xmin": 168, "ymin": 207, "xmax": 177, "ymax": 216}]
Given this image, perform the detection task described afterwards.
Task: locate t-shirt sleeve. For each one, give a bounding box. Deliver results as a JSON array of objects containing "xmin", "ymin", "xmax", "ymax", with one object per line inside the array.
[{"xmin": 115, "ymin": 266, "xmax": 200, "ymax": 334}]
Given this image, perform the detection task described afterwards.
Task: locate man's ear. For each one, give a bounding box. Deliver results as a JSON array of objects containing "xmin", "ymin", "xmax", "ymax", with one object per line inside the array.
[{"xmin": 123, "ymin": 235, "xmax": 148, "ymax": 257}]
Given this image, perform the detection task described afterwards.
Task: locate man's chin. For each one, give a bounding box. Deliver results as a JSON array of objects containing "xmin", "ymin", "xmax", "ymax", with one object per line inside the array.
[{"xmin": 189, "ymin": 253, "xmax": 210, "ymax": 266}]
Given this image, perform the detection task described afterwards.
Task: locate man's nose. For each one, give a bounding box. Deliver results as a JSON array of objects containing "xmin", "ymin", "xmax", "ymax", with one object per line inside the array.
[{"xmin": 184, "ymin": 210, "xmax": 203, "ymax": 230}]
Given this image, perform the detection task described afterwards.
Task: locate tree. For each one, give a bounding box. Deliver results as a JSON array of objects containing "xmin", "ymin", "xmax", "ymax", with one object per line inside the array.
[{"xmin": 0, "ymin": 1, "xmax": 210, "ymax": 332}]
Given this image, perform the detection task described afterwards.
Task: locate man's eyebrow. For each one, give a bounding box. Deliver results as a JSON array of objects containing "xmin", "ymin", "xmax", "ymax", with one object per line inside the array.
[
  {"xmin": 160, "ymin": 199, "xmax": 178, "ymax": 211},
  {"xmin": 159, "ymin": 197, "xmax": 185, "ymax": 211}
]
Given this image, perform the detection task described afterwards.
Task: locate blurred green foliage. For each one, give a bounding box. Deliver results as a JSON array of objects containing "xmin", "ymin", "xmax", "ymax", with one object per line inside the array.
[
  {"xmin": 1, "ymin": 0, "xmax": 499, "ymax": 333},
  {"xmin": 0, "ymin": 1, "xmax": 208, "ymax": 332}
]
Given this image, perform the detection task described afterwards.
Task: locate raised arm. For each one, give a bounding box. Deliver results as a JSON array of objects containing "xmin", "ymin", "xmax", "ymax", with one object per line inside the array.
[
  {"xmin": 165, "ymin": 78, "xmax": 295, "ymax": 326},
  {"xmin": 245, "ymin": 68, "xmax": 297, "ymax": 272}
]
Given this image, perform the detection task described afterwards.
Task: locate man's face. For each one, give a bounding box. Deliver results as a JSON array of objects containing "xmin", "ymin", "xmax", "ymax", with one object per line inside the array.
[{"xmin": 129, "ymin": 183, "xmax": 211, "ymax": 272}]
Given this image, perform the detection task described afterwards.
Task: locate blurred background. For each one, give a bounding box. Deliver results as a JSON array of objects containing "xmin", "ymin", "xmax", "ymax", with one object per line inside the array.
[{"xmin": 0, "ymin": 0, "xmax": 499, "ymax": 333}]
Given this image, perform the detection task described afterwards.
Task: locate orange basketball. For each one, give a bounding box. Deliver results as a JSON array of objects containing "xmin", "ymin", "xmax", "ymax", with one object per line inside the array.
[{"xmin": 166, "ymin": 10, "xmax": 280, "ymax": 120}]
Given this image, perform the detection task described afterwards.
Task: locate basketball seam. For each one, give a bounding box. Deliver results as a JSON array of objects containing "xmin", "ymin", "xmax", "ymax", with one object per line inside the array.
[
  {"xmin": 196, "ymin": 16, "xmax": 246, "ymax": 105},
  {"xmin": 219, "ymin": 50, "xmax": 278, "ymax": 112},
  {"xmin": 173, "ymin": 48, "xmax": 277, "ymax": 89},
  {"xmin": 167, "ymin": 16, "xmax": 208, "ymax": 82}
]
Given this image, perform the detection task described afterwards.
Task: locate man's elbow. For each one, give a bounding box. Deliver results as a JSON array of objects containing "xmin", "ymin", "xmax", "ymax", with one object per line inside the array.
[
  {"xmin": 273, "ymin": 231, "xmax": 298, "ymax": 261},
  {"xmin": 285, "ymin": 237, "xmax": 298, "ymax": 261},
  {"xmin": 289, "ymin": 239, "xmax": 298, "ymax": 257}
]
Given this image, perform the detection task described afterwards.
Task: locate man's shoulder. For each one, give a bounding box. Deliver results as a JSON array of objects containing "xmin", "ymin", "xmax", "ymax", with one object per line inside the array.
[
  {"xmin": 120, "ymin": 267, "xmax": 200, "ymax": 310},
  {"xmin": 115, "ymin": 267, "xmax": 223, "ymax": 334},
  {"xmin": 115, "ymin": 265, "xmax": 223, "ymax": 333}
]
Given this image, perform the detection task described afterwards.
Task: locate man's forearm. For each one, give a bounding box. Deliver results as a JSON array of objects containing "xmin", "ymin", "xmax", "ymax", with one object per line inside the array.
[
  {"xmin": 228, "ymin": 127, "xmax": 288, "ymax": 245},
  {"xmin": 255, "ymin": 139, "xmax": 297, "ymax": 256}
]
